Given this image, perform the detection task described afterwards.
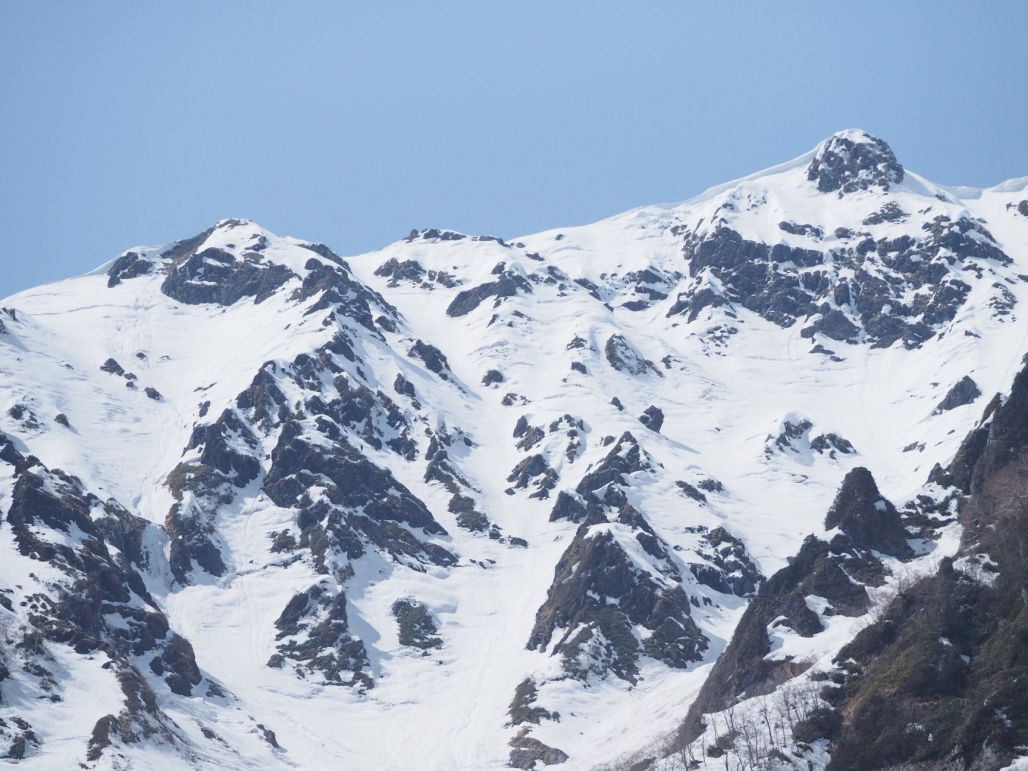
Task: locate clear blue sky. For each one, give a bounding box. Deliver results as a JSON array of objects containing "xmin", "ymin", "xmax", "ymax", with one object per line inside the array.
[{"xmin": 2, "ymin": 1, "xmax": 1025, "ymax": 298}]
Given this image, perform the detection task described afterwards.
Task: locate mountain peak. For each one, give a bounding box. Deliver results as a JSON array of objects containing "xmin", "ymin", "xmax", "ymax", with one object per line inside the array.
[{"xmin": 807, "ymin": 129, "xmax": 904, "ymax": 195}]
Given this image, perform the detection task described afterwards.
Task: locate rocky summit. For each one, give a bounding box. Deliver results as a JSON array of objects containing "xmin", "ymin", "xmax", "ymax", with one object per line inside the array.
[{"xmin": 1, "ymin": 130, "xmax": 1027, "ymax": 770}]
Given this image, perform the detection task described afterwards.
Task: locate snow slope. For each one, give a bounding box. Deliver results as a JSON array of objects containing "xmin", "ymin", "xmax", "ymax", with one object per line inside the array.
[{"xmin": 0, "ymin": 130, "xmax": 1025, "ymax": 769}]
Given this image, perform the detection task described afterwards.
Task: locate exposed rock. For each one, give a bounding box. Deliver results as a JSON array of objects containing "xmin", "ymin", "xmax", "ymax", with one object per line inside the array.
[
  {"xmin": 766, "ymin": 417, "xmax": 813, "ymax": 456},
  {"xmin": 779, "ymin": 221, "xmax": 823, "ymax": 238},
  {"xmin": 101, "ymin": 358, "xmax": 125, "ymax": 376},
  {"xmin": 446, "ymin": 272, "xmax": 532, "ymax": 317},
  {"xmin": 270, "ymin": 583, "xmax": 372, "ymax": 690},
  {"xmin": 393, "ymin": 373, "xmax": 417, "ymax": 400},
  {"xmin": 482, "ymin": 369, "xmax": 505, "ymax": 386},
  {"xmin": 697, "ymin": 478, "xmax": 724, "ymax": 494},
  {"xmin": 375, "ymin": 258, "xmax": 457, "ymax": 289},
  {"xmin": 298, "ymin": 242, "xmax": 346, "ymax": 266},
  {"xmin": 448, "ymin": 493, "xmax": 490, "ymax": 532},
  {"xmin": 861, "ymin": 202, "xmax": 907, "ymax": 225},
  {"xmin": 527, "ymin": 526, "xmax": 706, "ymax": 682},
  {"xmin": 509, "ymin": 729, "xmax": 569, "ymax": 769},
  {"xmin": 933, "ymin": 375, "xmax": 981, "ymax": 414},
  {"xmin": 675, "ymin": 481, "xmax": 706, "ymax": 503},
  {"xmin": 555, "ymin": 432, "xmax": 649, "ymax": 517},
  {"xmin": 162, "ymin": 247, "xmax": 295, "ymax": 306},
  {"xmin": 391, "ymin": 598, "xmax": 442, "ymax": 650},
  {"xmin": 810, "ymin": 432, "xmax": 856, "ymax": 458},
  {"xmin": 409, "ymin": 340, "xmax": 454, "ymax": 381},
  {"xmin": 405, "ymin": 228, "xmax": 468, "ymax": 243},
  {"xmin": 688, "ymin": 526, "xmax": 761, "ymax": 597},
  {"xmin": 292, "ymin": 259, "xmax": 389, "ymax": 332},
  {"xmin": 639, "ymin": 405, "xmax": 664, "ymax": 433},
  {"xmin": 824, "ymin": 467, "xmax": 912, "ymax": 558},
  {"xmin": 0, "ymin": 435, "xmax": 204, "ymax": 762},
  {"xmin": 106, "ymin": 251, "xmax": 154, "ymax": 288},
  {"xmin": 507, "ymin": 455, "xmax": 558, "ymax": 499},
  {"xmin": 671, "ymin": 208, "xmax": 1009, "ymax": 349},
  {"xmin": 6, "ymin": 404, "xmax": 39, "ymax": 430},
  {"xmin": 605, "ymin": 334, "xmax": 660, "ymax": 376},
  {"xmin": 264, "ymin": 422, "xmax": 454, "ymax": 571},
  {"xmin": 806, "ymin": 130, "xmax": 904, "ymax": 195},
  {"xmin": 680, "ymin": 532, "xmax": 882, "ymax": 742},
  {"xmin": 679, "ymin": 466, "xmax": 914, "ymax": 743},
  {"xmin": 507, "ymin": 678, "xmax": 559, "ymax": 726},
  {"xmin": 821, "ymin": 361, "xmax": 1028, "ymax": 769}
]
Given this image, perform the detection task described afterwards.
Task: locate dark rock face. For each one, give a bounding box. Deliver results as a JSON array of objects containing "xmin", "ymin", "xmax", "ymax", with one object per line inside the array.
[
  {"xmin": 821, "ymin": 361, "xmax": 1028, "ymax": 770},
  {"xmin": 162, "ymin": 247, "xmax": 296, "ymax": 306},
  {"xmin": 165, "ymin": 408, "xmax": 261, "ymax": 582},
  {"xmin": 679, "ymin": 467, "xmax": 915, "ymax": 744},
  {"xmin": 534, "ymin": 432, "xmax": 706, "ymax": 682},
  {"xmin": 507, "ymin": 678, "xmax": 559, "ymax": 727},
  {"xmin": 423, "ymin": 424, "xmax": 501, "ymax": 535},
  {"xmin": 697, "ymin": 478, "xmax": 724, "ymax": 493},
  {"xmin": 6, "ymin": 404, "xmax": 39, "ymax": 430},
  {"xmin": 933, "ymin": 374, "xmax": 981, "ymax": 414},
  {"xmin": 291, "ymin": 258, "xmax": 391, "ymax": 332},
  {"xmin": 527, "ymin": 526, "xmax": 707, "ymax": 683},
  {"xmin": 482, "ymin": 369, "xmax": 505, "ymax": 386},
  {"xmin": 676, "ymin": 481, "xmax": 706, "ymax": 503},
  {"xmin": 101, "ymin": 358, "xmax": 125, "ymax": 375},
  {"xmin": 680, "ymin": 532, "xmax": 886, "ymax": 742},
  {"xmin": 806, "ymin": 131, "xmax": 904, "ymax": 195},
  {"xmin": 264, "ymin": 423, "xmax": 453, "ymax": 571},
  {"xmin": 824, "ymin": 467, "xmax": 912, "ymax": 558},
  {"xmin": 269, "ymin": 583, "xmax": 372, "ymax": 691},
  {"xmin": 375, "ymin": 258, "xmax": 457, "ymax": 289},
  {"xmin": 688, "ymin": 526, "xmax": 761, "ymax": 597},
  {"xmin": 296, "ymin": 241, "xmax": 344, "ymax": 265},
  {"xmin": 862, "ymin": 201, "xmax": 907, "ymax": 225},
  {"xmin": 639, "ymin": 405, "xmax": 664, "ymax": 433},
  {"xmin": 391, "ymin": 598, "xmax": 442, "ymax": 650},
  {"xmin": 549, "ymin": 432, "xmax": 650, "ymax": 525},
  {"xmin": 605, "ymin": 335, "xmax": 659, "ymax": 376},
  {"xmin": 409, "ymin": 340, "xmax": 454, "ymax": 381},
  {"xmin": 165, "ymin": 462, "xmax": 234, "ymax": 582},
  {"xmin": 405, "ymin": 227, "xmax": 468, "ymax": 243},
  {"xmin": 446, "ymin": 271, "xmax": 532, "ymax": 317},
  {"xmin": 779, "ymin": 221, "xmax": 824, "ymax": 238},
  {"xmin": 810, "ymin": 432, "xmax": 856, "ymax": 458},
  {"xmin": 507, "ymin": 454, "xmax": 558, "ymax": 499},
  {"xmin": 393, "ymin": 373, "xmax": 417, "ymax": 400},
  {"xmin": 0, "ymin": 434, "xmax": 202, "ymax": 763},
  {"xmin": 509, "ymin": 729, "xmax": 569, "ymax": 769},
  {"xmin": 106, "ymin": 252, "xmax": 155, "ymax": 288},
  {"xmin": 766, "ymin": 418, "xmax": 813, "ymax": 456},
  {"xmin": 669, "ymin": 209, "xmax": 1010, "ymax": 349}
]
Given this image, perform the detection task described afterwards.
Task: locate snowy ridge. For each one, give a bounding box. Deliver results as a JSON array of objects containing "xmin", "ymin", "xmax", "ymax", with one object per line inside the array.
[{"xmin": 0, "ymin": 130, "xmax": 1026, "ymax": 769}]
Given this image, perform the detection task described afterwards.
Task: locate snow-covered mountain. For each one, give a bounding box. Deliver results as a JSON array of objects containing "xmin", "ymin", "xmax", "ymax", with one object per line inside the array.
[{"xmin": 1, "ymin": 130, "xmax": 1026, "ymax": 770}]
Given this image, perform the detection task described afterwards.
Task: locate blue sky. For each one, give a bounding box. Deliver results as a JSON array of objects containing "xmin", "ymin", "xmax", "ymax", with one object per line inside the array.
[{"xmin": 2, "ymin": 1, "xmax": 1025, "ymax": 298}]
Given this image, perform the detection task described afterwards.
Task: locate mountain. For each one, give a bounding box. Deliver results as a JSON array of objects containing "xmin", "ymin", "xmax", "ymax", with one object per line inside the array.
[{"xmin": 0, "ymin": 130, "xmax": 1026, "ymax": 770}]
